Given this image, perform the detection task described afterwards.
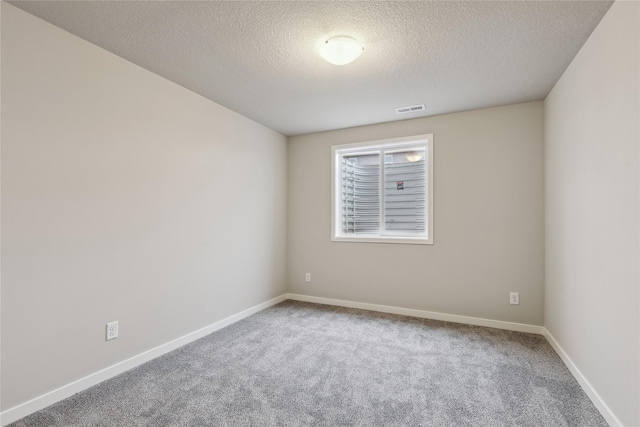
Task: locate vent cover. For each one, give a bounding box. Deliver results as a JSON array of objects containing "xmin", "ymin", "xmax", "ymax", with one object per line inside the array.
[{"xmin": 395, "ymin": 104, "xmax": 426, "ymax": 114}]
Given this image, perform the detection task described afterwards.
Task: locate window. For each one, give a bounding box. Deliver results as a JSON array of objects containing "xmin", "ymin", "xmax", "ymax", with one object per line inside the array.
[{"xmin": 331, "ymin": 134, "xmax": 433, "ymax": 244}]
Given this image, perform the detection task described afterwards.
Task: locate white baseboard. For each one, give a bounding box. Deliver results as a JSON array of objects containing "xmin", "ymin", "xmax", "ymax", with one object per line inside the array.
[
  {"xmin": 543, "ymin": 329, "xmax": 621, "ymax": 427},
  {"xmin": 0, "ymin": 294, "xmax": 287, "ymax": 427},
  {"xmin": 2, "ymin": 294, "xmax": 619, "ymax": 427},
  {"xmin": 285, "ymin": 293, "xmax": 546, "ymax": 335}
]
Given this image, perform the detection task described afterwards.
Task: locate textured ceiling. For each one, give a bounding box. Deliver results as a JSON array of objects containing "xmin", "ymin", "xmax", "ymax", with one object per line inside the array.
[{"xmin": 9, "ymin": 1, "xmax": 613, "ymax": 136}]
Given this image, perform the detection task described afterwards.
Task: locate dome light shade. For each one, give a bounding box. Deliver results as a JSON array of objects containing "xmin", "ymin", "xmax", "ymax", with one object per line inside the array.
[
  {"xmin": 320, "ymin": 36, "xmax": 364, "ymax": 65},
  {"xmin": 405, "ymin": 151, "xmax": 424, "ymax": 163}
]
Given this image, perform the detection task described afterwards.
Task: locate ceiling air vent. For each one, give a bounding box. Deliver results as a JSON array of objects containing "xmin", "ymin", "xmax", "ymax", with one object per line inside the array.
[{"xmin": 395, "ymin": 104, "xmax": 426, "ymax": 114}]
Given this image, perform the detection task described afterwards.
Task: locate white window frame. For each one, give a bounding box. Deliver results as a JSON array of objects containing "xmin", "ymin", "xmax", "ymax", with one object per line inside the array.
[{"xmin": 331, "ymin": 134, "xmax": 434, "ymax": 245}]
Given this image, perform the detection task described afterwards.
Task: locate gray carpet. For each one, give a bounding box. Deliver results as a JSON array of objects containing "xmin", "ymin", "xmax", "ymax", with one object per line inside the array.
[{"xmin": 10, "ymin": 300, "xmax": 607, "ymax": 426}]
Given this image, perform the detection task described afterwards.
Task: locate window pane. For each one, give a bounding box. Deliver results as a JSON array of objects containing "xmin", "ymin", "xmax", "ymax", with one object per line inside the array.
[
  {"xmin": 341, "ymin": 153, "xmax": 380, "ymax": 235},
  {"xmin": 383, "ymin": 150, "xmax": 426, "ymax": 235},
  {"xmin": 332, "ymin": 134, "xmax": 432, "ymax": 244}
]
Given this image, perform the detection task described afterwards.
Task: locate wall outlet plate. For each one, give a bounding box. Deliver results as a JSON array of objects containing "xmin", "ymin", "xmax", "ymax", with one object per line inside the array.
[
  {"xmin": 510, "ymin": 292, "xmax": 520, "ymax": 305},
  {"xmin": 106, "ymin": 321, "xmax": 119, "ymax": 340}
]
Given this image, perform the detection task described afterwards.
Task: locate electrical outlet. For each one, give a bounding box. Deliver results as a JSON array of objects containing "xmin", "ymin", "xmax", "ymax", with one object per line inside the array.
[
  {"xmin": 106, "ymin": 321, "xmax": 119, "ymax": 341},
  {"xmin": 510, "ymin": 292, "xmax": 520, "ymax": 305},
  {"xmin": 305, "ymin": 273, "xmax": 311, "ymax": 283}
]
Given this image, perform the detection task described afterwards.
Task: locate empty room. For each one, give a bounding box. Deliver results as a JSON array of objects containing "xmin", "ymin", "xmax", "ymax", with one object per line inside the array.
[{"xmin": 1, "ymin": 1, "xmax": 638, "ymax": 426}]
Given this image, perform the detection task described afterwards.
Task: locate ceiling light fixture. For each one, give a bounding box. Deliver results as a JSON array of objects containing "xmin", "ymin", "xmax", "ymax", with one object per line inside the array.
[{"xmin": 320, "ymin": 36, "xmax": 364, "ymax": 65}]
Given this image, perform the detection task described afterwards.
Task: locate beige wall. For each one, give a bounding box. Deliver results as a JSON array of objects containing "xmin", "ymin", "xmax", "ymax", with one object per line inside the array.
[
  {"xmin": 544, "ymin": 1, "xmax": 639, "ymax": 425},
  {"xmin": 288, "ymin": 102, "xmax": 545, "ymax": 325},
  {"xmin": 1, "ymin": 3, "xmax": 287, "ymax": 410},
  {"xmin": 4, "ymin": 0, "xmax": 636, "ymax": 423}
]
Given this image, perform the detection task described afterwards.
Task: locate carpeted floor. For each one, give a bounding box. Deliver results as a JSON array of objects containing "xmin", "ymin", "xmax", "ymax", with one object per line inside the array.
[{"xmin": 10, "ymin": 300, "xmax": 607, "ymax": 426}]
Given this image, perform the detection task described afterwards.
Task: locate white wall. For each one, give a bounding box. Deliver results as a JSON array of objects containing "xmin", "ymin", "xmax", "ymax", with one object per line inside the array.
[
  {"xmin": 1, "ymin": 3, "xmax": 287, "ymax": 411},
  {"xmin": 544, "ymin": 1, "xmax": 639, "ymax": 425},
  {"xmin": 288, "ymin": 102, "xmax": 545, "ymax": 325}
]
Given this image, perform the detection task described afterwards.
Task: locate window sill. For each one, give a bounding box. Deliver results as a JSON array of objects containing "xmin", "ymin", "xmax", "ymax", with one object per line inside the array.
[{"xmin": 331, "ymin": 236, "xmax": 433, "ymax": 245}]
